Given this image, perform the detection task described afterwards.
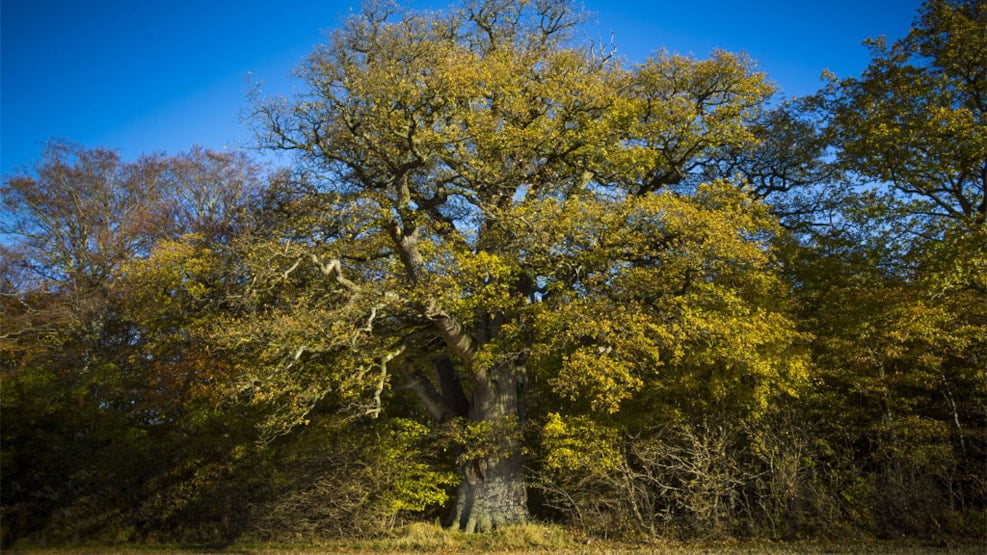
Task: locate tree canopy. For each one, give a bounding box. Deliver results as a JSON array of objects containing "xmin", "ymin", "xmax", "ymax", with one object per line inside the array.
[{"xmin": 242, "ymin": 0, "xmax": 800, "ymax": 532}]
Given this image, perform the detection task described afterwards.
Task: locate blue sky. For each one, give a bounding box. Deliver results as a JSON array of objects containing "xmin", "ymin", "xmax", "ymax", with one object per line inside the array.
[{"xmin": 2, "ymin": 0, "xmax": 921, "ymax": 176}]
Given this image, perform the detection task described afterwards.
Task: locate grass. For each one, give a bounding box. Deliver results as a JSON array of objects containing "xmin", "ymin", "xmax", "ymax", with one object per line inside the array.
[{"xmin": 6, "ymin": 523, "xmax": 986, "ymax": 554}]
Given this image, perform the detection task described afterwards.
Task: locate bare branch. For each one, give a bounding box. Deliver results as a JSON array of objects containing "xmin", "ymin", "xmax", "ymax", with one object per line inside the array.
[{"xmin": 310, "ymin": 254, "xmax": 360, "ymax": 292}]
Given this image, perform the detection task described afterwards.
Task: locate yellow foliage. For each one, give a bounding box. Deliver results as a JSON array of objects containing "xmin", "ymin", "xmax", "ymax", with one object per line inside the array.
[
  {"xmin": 541, "ymin": 413, "xmax": 622, "ymax": 475},
  {"xmin": 244, "ymin": 0, "xmax": 805, "ymax": 441}
]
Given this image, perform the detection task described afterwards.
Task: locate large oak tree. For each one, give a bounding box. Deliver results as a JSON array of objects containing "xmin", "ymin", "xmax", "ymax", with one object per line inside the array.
[{"xmin": 243, "ymin": 0, "xmax": 804, "ymax": 532}]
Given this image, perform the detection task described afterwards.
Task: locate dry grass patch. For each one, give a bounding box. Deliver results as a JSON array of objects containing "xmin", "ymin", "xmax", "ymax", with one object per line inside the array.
[{"xmin": 362, "ymin": 521, "xmax": 576, "ymax": 553}]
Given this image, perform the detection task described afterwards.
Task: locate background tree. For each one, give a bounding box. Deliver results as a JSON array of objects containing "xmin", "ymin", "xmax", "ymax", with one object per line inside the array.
[
  {"xmin": 0, "ymin": 142, "xmax": 267, "ymax": 544},
  {"xmin": 788, "ymin": 0, "xmax": 987, "ymax": 535},
  {"xmin": 824, "ymin": 0, "xmax": 985, "ymax": 230}
]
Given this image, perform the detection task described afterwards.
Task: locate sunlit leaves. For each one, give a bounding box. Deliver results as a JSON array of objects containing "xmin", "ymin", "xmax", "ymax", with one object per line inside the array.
[
  {"xmin": 519, "ymin": 182, "xmax": 807, "ymax": 417},
  {"xmin": 609, "ymin": 50, "xmax": 774, "ymax": 192},
  {"xmin": 376, "ymin": 418, "xmax": 458, "ymax": 514},
  {"xmin": 541, "ymin": 412, "xmax": 622, "ymax": 474}
]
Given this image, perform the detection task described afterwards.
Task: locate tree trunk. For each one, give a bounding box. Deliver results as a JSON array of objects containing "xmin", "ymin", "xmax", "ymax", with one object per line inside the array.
[
  {"xmin": 389, "ymin": 215, "xmax": 528, "ymax": 531},
  {"xmin": 448, "ymin": 362, "xmax": 528, "ymax": 532}
]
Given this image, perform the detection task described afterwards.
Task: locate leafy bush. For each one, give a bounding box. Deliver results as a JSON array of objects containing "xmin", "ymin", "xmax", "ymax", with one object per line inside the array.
[{"xmin": 248, "ymin": 417, "xmax": 455, "ymax": 541}]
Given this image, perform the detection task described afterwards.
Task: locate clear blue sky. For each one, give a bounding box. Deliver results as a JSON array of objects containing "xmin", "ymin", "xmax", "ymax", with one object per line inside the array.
[{"xmin": 1, "ymin": 0, "xmax": 922, "ymax": 176}]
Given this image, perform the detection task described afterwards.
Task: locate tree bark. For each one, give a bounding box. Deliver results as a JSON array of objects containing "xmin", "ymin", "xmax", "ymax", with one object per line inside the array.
[
  {"xmin": 447, "ymin": 361, "xmax": 528, "ymax": 532},
  {"xmin": 436, "ymin": 356, "xmax": 470, "ymax": 420}
]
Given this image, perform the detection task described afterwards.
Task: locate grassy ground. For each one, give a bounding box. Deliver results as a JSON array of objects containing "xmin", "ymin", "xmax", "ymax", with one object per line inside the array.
[{"xmin": 6, "ymin": 522, "xmax": 986, "ymax": 554}]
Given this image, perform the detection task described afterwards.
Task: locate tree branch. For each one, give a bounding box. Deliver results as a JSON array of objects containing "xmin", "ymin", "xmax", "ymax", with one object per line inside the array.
[
  {"xmin": 399, "ymin": 364, "xmax": 458, "ymax": 422},
  {"xmin": 425, "ymin": 299, "xmax": 476, "ymax": 368},
  {"xmin": 310, "ymin": 254, "xmax": 360, "ymax": 292}
]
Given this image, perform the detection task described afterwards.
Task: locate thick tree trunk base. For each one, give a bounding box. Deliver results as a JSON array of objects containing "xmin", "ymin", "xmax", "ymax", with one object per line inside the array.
[
  {"xmin": 445, "ymin": 362, "xmax": 528, "ymax": 532},
  {"xmin": 447, "ymin": 461, "xmax": 527, "ymax": 533}
]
